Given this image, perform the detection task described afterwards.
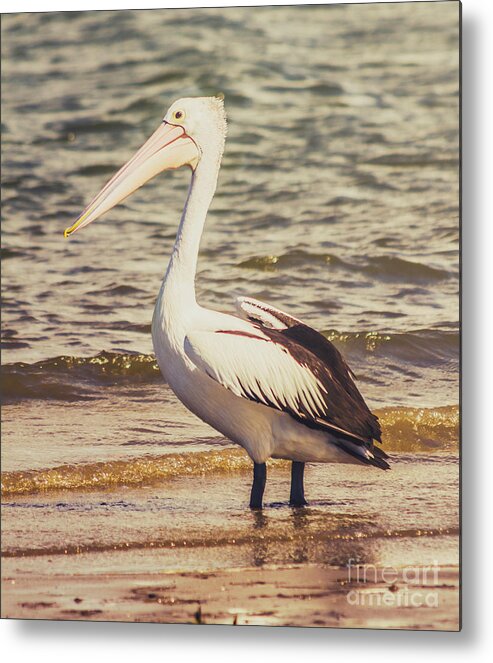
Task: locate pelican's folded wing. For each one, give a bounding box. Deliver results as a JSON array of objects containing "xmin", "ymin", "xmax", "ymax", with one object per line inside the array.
[
  {"xmin": 185, "ymin": 327, "xmax": 329, "ymax": 421},
  {"xmin": 185, "ymin": 318, "xmax": 385, "ymax": 451}
]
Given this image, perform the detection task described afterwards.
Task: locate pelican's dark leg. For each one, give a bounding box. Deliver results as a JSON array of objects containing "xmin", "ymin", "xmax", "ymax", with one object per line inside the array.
[
  {"xmin": 290, "ymin": 461, "xmax": 307, "ymax": 507},
  {"xmin": 249, "ymin": 462, "xmax": 267, "ymax": 509}
]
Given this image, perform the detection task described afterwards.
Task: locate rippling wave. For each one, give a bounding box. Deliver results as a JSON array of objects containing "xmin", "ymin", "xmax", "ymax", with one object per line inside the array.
[
  {"xmin": 2, "ymin": 406, "xmax": 458, "ymax": 498},
  {"xmin": 238, "ymin": 251, "xmax": 454, "ymax": 283},
  {"xmin": 1, "ymin": 351, "xmax": 161, "ymax": 401},
  {"xmin": 1, "ymin": 448, "xmax": 250, "ymax": 497},
  {"xmin": 1, "ymin": 324, "xmax": 459, "ymax": 403}
]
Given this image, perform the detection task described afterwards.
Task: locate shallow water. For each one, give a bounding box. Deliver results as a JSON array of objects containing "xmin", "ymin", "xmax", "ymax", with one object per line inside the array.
[
  {"xmin": 3, "ymin": 452, "xmax": 459, "ymax": 571},
  {"xmin": 1, "ymin": 4, "xmax": 459, "ymax": 573}
]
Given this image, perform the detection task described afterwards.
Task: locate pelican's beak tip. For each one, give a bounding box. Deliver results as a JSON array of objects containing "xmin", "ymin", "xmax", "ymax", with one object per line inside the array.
[{"xmin": 63, "ymin": 221, "xmax": 79, "ymax": 238}]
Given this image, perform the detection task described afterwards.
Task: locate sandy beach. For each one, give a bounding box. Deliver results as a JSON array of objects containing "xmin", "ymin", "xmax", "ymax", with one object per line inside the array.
[
  {"xmin": 2, "ymin": 440, "xmax": 459, "ymax": 629},
  {"xmin": 2, "ymin": 558, "xmax": 459, "ymax": 630}
]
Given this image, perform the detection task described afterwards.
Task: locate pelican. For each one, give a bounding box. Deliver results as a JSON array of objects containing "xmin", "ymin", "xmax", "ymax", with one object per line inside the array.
[{"xmin": 64, "ymin": 96, "xmax": 389, "ymax": 509}]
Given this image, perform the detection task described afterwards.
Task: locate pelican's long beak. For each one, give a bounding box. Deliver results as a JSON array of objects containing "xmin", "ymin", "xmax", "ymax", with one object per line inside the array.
[{"xmin": 64, "ymin": 122, "xmax": 199, "ymax": 237}]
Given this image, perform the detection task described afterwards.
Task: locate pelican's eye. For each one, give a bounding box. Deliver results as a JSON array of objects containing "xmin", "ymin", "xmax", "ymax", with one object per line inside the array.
[{"xmin": 172, "ymin": 110, "xmax": 185, "ymax": 122}]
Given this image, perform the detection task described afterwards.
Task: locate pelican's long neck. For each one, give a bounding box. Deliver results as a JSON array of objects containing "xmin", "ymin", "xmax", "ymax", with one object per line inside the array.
[{"xmin": 162, "ymin": 147, "xmax": 222, "ymax": 306}]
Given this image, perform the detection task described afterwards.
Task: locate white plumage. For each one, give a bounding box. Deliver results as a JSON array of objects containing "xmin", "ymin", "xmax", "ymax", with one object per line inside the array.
[{"xmin": 184, "ymin": 328, "xmax": 329, "ymax": 419}]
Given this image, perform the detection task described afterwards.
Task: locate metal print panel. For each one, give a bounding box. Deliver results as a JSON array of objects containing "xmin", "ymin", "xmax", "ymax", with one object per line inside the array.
[{"xmin": 1, "ymin": 1, "xmax": 460, "ymax": 630}]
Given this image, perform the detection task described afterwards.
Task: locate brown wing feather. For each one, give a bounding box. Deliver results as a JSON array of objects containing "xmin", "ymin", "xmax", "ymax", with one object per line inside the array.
[
  {"xmin": 279, "ymin": 323, "xmax": 382, "ymax": 443},
  {"xmin": 266, "ymin": 324, "xmax": 389, "ymax": 470}
]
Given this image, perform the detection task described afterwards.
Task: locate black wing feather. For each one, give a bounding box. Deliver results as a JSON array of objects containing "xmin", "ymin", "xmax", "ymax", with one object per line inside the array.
[{"xmin": 279, "ymin": 323, "xmax": 382, "ymax": 443}]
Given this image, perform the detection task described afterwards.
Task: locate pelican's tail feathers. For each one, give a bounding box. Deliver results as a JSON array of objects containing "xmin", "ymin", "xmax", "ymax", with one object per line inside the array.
[{"xmin": 335, "ymin": 437, "xmax": 391, "ymax": 470}]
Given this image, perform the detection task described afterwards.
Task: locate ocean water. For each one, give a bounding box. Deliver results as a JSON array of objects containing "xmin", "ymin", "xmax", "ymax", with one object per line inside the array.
[{"xmin": 1, "ymin": 4, "xmax": 459, "ymax": 569}]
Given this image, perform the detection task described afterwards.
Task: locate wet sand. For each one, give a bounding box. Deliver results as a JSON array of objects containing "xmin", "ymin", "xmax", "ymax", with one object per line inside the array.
[
  {"xmin": 1, "ymin": 558, "xmax": 459, "ymax": 630},
  {"xmin": 1, "ymin": 423, "xmax": 460, "ymax": 629}
]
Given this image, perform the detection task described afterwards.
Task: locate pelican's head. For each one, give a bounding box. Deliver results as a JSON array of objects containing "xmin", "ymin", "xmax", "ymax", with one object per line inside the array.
[
  {"xmin": 165, "ymin": 96, "xmax": 227, "ymax": 161},
  {"xmin": 64, "ymin": 96, "xmax": 227, "ymax": 237}
]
